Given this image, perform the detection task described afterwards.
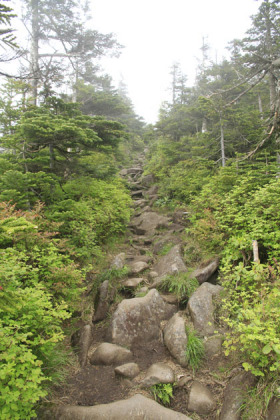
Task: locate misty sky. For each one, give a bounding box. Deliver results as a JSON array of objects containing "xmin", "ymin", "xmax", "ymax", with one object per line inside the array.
[{"xmin": 90, "ymin": 0, "xmax": 260, "ymax": 123}]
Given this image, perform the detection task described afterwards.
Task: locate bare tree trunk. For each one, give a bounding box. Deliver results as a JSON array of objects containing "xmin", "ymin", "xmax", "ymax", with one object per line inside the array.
[
  {"xmin": 220, "ymin": 116, "xmax": 226, "ymax": 167},
  {"xmin": 258, "ymin": 92, "xmax": 263, "ymax": 119},
  {"xmin": 30, "ymin": 0, "xmax": 39, "ymax": 105},
  {"xmin": 202, "ymin": 117, "xmax": 207, "ymax": 133},
  {"xmin": 252, "ymin": 240, "xmax": 260, "ymax": 263}
]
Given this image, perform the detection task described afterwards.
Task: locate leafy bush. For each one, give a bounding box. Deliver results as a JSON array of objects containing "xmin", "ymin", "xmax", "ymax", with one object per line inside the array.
[
  {"xmin": 185, "ymin": 325, "xmax": 205, "ymax": 371},
  {"xmin": 222, "ymin": 262, "xmax": 280, "ymax": 377},
  {"xmin": 150, "ymin": 383, "xmax": 174, "ymax": 406}
]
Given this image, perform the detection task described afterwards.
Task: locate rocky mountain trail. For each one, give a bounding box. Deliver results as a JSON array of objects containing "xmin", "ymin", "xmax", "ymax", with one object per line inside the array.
[{"xmin": 40, "ymin": 155, "xmax": 261, "ymax": 419}]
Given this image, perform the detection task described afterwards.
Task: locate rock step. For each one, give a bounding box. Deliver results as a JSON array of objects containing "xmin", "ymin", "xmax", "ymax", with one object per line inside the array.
[{"xmin": 41, "ymin": 394, "xmax": 191, "ymax": 419}]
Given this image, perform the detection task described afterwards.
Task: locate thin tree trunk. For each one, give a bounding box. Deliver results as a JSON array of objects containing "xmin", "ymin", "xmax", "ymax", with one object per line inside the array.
[
  {"xmin": 220, "ymin": 116, "xmax": 226, "ymax": 167},
  {"xmin": 258, "ymin": 92, "xmax": 263, "ymax": 119},
  {"xmin": 30, "ymin": 0, "xmax": 39, "ymax": 105}
]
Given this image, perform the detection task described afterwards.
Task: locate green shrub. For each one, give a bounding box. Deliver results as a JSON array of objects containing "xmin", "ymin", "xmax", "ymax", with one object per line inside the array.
[
  {"xmin": 160, "ymin": 272, "xmax": 199, "ymax": 304},
  {"xmin": 222, "ymin": 263, "xmax": 280, "ymax": 377},
  {"xmin": 185, "ymin": 326, "xmax": 205, "ymax": 371},
  {"xmin": 150, "ymin": 383, "xmax": 174, "ymax": 406}
]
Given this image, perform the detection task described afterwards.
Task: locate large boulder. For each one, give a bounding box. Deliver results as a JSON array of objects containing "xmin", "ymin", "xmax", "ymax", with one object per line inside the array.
[
  {"xmin": 187, "ymin": 282, "xmax": 223, "ymax": 336},
  {"xmin": 163, "ymin": 313, "xmax": 188, "ymax": 367},
  {"xmin": 188, "ymin": 381, "xmax": 216, "ymax": 414},
  {"xmin": 189, "ymin": 258, "xmax": 220, "ymax": 284},
  {"xmin": 109, "ymin": 289, "xmax": 176, "ymax": 347},
  {"xmin": 220, "ymin": 371, "xmax": 257, "ymax": 420},
  {"xmin": 142, "ymin": 362, "xmax": 175, "ymax": 387},
  {"xmin": 131, "ymin": 211, "xmax": 170, "ymax": 235},
  {"xmin": 152, "ymin": 245, "xmax": 188, "ymax": 283},
  {"xmin": 90, "ymin": 343, "xmax": 133, "ymax": 366},
  {"xmin": 41, "ymin": 394, "xmax": 191, "ymax": 420}
]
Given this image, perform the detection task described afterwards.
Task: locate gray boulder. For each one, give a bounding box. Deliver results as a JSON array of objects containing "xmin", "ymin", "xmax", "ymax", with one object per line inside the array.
[
  {"xmin": 152, "ymin": 245, "xmax": 187, "ymax": 284},
  {"xmin": 141, "ymin": 174, "xmax": 155, "ymax": 187},
  {"xmin": 122, "ymin": 277, "xmax": 145, "ymax": 289},
  {"xmin": 129, "ymin": 261, "xmax": 149, "ymax": 274},
  {"xmin": 110, "ymin": 289, "xmax": 176, "ymax": 347},
  {"xmin": 190, "ymin": 258, "xmax": 220, "ymax": 284},
  {"xmin": 220, "ymin": 371, "xmax": 257, "ymax": 420},
  {"xmin": 131, "ymin": 211, "xmax": 170, "ymax": 235},
  {"xmin": 188, "ymin": 381, "xmax": 216, "ymax": 414},
  {"xmin": 142, "ymin": 362, "xmax": 175, "ymax": 387},
  {"xmin": 111, "ymin": 252, "xmax": 126, "ymax": 270},
  {"xmin": 187, "ymin": 282, "xmax": 223, "ymax": 336},
  {"xmin": 90, "ymin": 343, "xmax": 133, "ymax": 366},
  {"xmin": 163, "ymin": 313, "xmax": 188, "ymax": 367},
  {"xmin": 114, "ymin": 363, "xmax": 140, "ymax": 379},
  {"xmin": 41, "ymin": 394, "xmax": 191, "ymax": 419}
]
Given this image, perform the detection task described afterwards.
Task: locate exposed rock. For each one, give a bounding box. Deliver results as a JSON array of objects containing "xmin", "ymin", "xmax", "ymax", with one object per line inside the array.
[
  {"xmin": 119, "ymin": 168, "xmax": 128, "ymax": 176},
  {"xmin": 132, "ymin": 190, "xmax": 145, "ymax": 198},
  {"xmin": 41, "ymin": 394, "xmax": 191, "ymax": 420},
  {"xmin": 133, "ymin": 199, "xmax": 148, "ymax": 209},
  {"xmin": 188, "ymin": 381, "xmax": 216, "ymax": 414},
  {"xmin": 163, "ymin": 313, "xmax": 188, "ymax": 367},
  {"xmin": 153, "ymin": 234, "xmax": 179, "ymax": 255},
  {"xmin": 266, "ymin": 397, "xmax": 280, "ymax": 420},
  {"xmin": 90, "ymin": 343, "xmax": 133, "ymax": 366},
  {"xmin": 152, "ymin": 245, "xmax": 187, "ymax": 282},
  {"xmin": 148, "ymin": 271, "xmax": 159, "ymax": 281},
  {"xmin": 109, "ymin": 289, "xmax": 176, "ymax": 347},
  {"xmin": 220, "ymin": 371, "xmax": 257, "ymax": 420},
  {"xmin": 111, "ymin": 252, "xmax": 126, "ymax": 270},
  {"xmin": 131, "ymin": 211, "xmax": 170, "ymax": 235},
  {"xmin": 171, "ymin": 210, "xmax": 189, "ymax": 225},
  {"xmin": 114, "ymin": 363, "xmax": 140, "ymax": 379},
  {"xmin": 93, "ymin": 280, "xmax": 115, "ymax": 323},
  {"xmin": 147, "ymin": 185, "xmax": 159, "ymax": 196},
  {"xmin": 204, "ymin": 335, "xmax": 223, "ymax": 358},
  {"xmin": 161, "ymin": 294, "xmax": 178, "ymax": 305},
  {"xmin": 71, "ymin": 324, "xmax": 92, "ymax": 367},
  {"xmin": 122, "ymin": 277, "xmax": 145, "ymax": 289},
  {"xmin": 149, "ymin": 195, "xmax": 159, "ymax": 206},
  {"xmin": 129, "ymin": 261, "xmax": 149, "ymax": 274},
  {"xmin": 142, "ymin": 362, "xmax": 175, "ymax": 387},
  {"xmin": 190, "ymin": 258, "xmax": 220, "ymax": 284},
  {"xmin": 127, "ymin": 167, "xmax": 143, "ymax": 175},
  {"xmin": 187, "ymin": 282, "xmax": 223, "ymax": 336},
  {"xmin": 141, "ymin": 174, "xmax": 155, "ymax": 187}
]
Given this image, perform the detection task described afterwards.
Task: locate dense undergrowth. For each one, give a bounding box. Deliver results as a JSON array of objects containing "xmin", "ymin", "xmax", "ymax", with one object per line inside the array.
[
  {"xmin": 146, "ymin": 135, "xmax": 280, "ymax": 416},
  {"xmin": 0, "ymin": 97, "xmax": 143, "ymax": 419}
]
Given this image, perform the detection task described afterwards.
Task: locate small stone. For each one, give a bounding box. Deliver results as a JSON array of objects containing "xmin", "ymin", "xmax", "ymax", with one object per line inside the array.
[
  {"xmin": 111, "ymin": 253, "xmax": 126, "ymax": 270},
  {"xmin": 90, "ymin": 343, "xmax": 133, "ymax": 366},
  {"xmin": 188, "ymin": 381, "xmax": 216, "ymax": 414},
  {"xmin": 129, "ymin": 261, "xmax": 149, "ymax": 274},
  {"xmin": 142, "ymin": 362, "xmax": 175, "ymax": 387},
  {"xmin": 204, "ymin": 335, "xmax": 223, "ymax": 358},
  {"xmin": 122, "ymin": 278, "xmax": 144, "ymax": 289},
  {"xmin": 115, "ymin": 363, "xmax": 140, "ymax": 379},
  {"xmin": 148, "ymin": 271, "xmax": 159, "ymax": 280}
]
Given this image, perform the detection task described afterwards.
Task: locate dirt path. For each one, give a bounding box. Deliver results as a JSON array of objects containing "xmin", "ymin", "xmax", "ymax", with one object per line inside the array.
[{"xmin": 40, "ymin": 153, "xmax": 255, "ymax": 420}]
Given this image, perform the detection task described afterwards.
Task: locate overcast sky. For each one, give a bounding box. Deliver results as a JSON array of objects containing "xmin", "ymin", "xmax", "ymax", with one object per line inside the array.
[{"xmin": 90, "ymin": 0, "xmax": 261, "ymax": 123}]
